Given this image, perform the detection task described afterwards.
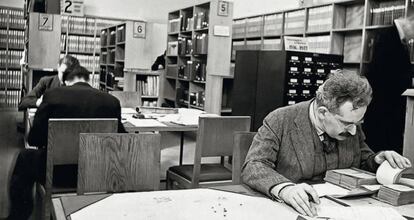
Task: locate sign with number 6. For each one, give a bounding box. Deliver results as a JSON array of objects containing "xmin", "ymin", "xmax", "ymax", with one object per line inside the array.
[{"xmin": 133, "ymin": 21, "xmax": 146, "ymax": 38}]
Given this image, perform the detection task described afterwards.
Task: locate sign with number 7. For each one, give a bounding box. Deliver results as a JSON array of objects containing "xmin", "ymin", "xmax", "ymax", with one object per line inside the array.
[
  {"xmin": 218, "ymin": 0, "xmax": 229, "ymax": 17},
  {"xmin": 38, "ymin": 13, "xmax": 53, "ymax": 31}
]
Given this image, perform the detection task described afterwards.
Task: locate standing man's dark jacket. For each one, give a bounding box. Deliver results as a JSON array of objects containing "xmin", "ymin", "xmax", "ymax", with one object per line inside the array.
[
  {"xmin": 18, "ymin": 75, "xmax": 61, "ymax": 110},
  {"xmin": 28, "ymin": 82, "xmax": 126, "ymax": 147}
]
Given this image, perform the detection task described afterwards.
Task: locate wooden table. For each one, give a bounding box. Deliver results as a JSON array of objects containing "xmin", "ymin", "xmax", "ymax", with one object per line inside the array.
[
  {"xmin": 26, "ymin": 108, "xmax": 199, "ymax": 165},
  {"xmin": 52, "ymin": 184, "xmax": 414, "ymax": 220}
]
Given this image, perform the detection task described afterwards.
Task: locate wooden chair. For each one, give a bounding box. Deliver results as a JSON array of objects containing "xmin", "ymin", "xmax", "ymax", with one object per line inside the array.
[
  {"xmin": 77, "ymin": 133, "xmax": 161, "ymax": 195},
  {"xmin": 166, "ymin": 116, "xmax": 251, "ymax": 189},
  {"xmin": 39, "ymin": 119, "xmax": 117, "ymax": 220},
  {"xmin": 109, "ymin": 91, "xmax": 141, "ymax": 108},
  {"xmin": 232, "ymin": 132, "xmax": 256, "ymax": 184}
]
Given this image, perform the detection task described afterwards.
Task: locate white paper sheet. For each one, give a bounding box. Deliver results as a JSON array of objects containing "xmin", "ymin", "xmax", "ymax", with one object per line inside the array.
[
  {"xmin": 312, "ymin": 183, "xmax": 350, "ymax": 197},
  {"xmin": 313, "ymin": 206, "xmax": 405, "ymax": 220},
  {"xmin": 361, "ymin": 184, "xmax": 382, "ymax": 191},
  {"xmin": 121, "ymin": 108, "xmax": 137, "ymax": 114},
  {"xmin": 123, "ymin": 114, "xmax": 166, "ymax": 127},
  {"xmin": 70, "ymin": 189, "xmax": 299, "ymax": 220}
]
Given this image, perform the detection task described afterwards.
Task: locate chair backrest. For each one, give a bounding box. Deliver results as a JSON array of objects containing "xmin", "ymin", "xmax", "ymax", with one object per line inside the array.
[
  {"xmin": 47, "ymin": 119, "xmax": 117, "ymax": 166},
  {"xmin": 232, "ymin": 132, "xmax": 256, "ymax": 184},
  {"xmin": 77, "ymin": 133, "xmax": 161, "ymax": 195},
  {"xmin": 190, "ymin": 116, "xmax": 250, "ymax": 186},
  {"xmin": 196, "ymin": 116, "xmax": 251, "ymax": 158},
  {"xmin": 109, "ymin": 91, "xmax": 141, "ymax": 108}
]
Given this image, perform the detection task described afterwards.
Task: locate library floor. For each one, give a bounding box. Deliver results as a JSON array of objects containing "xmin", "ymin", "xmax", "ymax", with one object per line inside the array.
[{"xmin": 0, "ymin": 109, "xmax": 219, "ymax": 219}]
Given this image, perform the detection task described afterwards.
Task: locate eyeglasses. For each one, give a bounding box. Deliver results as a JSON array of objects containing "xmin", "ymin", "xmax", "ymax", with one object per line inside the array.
[{"xmin": 333, "ymin": 114, "xmax": 364, "ymax": 130}]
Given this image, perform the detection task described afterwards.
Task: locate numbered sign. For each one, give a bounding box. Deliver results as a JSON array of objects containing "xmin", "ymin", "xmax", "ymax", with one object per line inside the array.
[
  {"xmin": 133, "ymin": 21, "xmax": 146, "ymax": 38},
  {"xmin": 38, "ymin": 13, "xmax": 53, "ymax": 31},
  {"xmin": 218, "ymin": 0, "xmax": 229, "ymax": 17},
  {"xmin": 61, "ymin": 0, "xmax": 84, "ymax": 17}
]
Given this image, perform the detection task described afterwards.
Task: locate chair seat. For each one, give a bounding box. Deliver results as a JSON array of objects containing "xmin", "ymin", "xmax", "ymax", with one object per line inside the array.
[{"xmin": 168, "ymin": 164, "xmax": 232, "ymax": 182}]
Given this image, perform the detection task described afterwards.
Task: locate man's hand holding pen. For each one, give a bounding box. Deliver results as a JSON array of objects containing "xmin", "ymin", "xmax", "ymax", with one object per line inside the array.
[{"xmin": 279, "ymin": 183, "xmax": 320, "ymax": 217}]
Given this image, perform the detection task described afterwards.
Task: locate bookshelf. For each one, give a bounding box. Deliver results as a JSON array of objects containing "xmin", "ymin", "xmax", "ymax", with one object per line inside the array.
[
  {"xmin": 99, "ymin": 20, "xmax": 165, "ymax": 107},
  {"xmin": 0, "ymin": 7, "xmax": 25, "ymax": 108},
  {"xmin": 124, "ymin": 70, "xmax": 163, "ymax": 107},
  {"xmin": 231, "ymin": 0, "xmax": 413, "ymax": 75},
  {"xmin": 60, "ymin": 15, "xmax": 122, "ymax": 89},
  {"xmin": 164, "ymin": 0, "xmax": 234, "ymax": 114}
]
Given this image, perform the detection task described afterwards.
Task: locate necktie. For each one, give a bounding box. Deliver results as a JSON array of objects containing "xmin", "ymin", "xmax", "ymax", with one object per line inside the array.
[{"xmin": 321, "ymin": 133, "xmax": 337, "ymax": 153}]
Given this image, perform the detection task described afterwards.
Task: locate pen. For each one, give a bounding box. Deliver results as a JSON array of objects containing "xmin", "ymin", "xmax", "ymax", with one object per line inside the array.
[{"xmin": 324, "ymin": 195, "xmax": 350, "ymax": 207}]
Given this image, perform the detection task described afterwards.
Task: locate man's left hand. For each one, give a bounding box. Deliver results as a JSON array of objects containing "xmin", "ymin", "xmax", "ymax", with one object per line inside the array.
[{"xmin": 374, "ymin": 151, "xmax": 411, "ymax": 169}]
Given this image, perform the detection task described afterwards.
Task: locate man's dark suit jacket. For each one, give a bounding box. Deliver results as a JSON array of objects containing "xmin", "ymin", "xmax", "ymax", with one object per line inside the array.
[
  {"xmin": 242, "ymin": 100, "xmax": 379, "ymax": 197},
  {"xmin": 28, "ymin": 82, "xmax": 126, "ymax": 147},
  {"xmin": 18, "ymin": 75, "xmax": 61, "ymax": 110}
]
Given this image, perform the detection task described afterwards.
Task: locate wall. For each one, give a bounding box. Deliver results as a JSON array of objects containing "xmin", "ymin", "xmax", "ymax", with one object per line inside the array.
[
  {"xmin": 0, "ymin": 0, "xmax": 24, "ymax": 8},
  {"xmin": 0, "ymin": 0, "xmax": 299, "ymax": 21}
]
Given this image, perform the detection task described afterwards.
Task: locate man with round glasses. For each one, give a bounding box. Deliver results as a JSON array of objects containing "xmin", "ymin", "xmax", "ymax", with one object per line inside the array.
[{"xmin": 242, "ymin": 70, "xmax": 411, "ymax": 217}]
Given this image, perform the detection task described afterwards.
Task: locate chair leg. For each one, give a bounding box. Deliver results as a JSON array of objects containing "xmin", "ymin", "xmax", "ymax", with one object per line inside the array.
[
  {"xmin": 41, "ymin": 192, "xmax": 51, "ymax": 220},
  {"xmin": 166, "ymin": 173, "xmax": 173, "ymax": 190}
]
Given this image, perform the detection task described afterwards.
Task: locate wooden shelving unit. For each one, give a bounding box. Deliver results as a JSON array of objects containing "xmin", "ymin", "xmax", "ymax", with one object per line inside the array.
[
  {"xmin": 60, "ymin": 15, "xmax": 123, "ymax": 89},
  {"xmin": 99, "ymin": 21, "xmax": 165, "ymax": 107},
  {"xmin": 0, "ymin": 7, "xmax": 26, "ymax": 108},
  {"xmin": 163, "ymin": 0, "xmax": 234, "ymax": 114},
  {"xmin": 231, "ymin": 0, "xmax": 412, "ymax": 75},
  {"xmin": 123, "ymin": 70, "xmax": 163, "ymax": 107}
]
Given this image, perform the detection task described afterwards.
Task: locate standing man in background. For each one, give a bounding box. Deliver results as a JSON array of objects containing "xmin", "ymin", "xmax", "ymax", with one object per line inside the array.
[
  {"xmin": 242, "ymin": 70, "xmax": 411, "ymax": 217},
  {"xmin": 18, "ymin": 55, "xmax": 80, "ymax": 110}
]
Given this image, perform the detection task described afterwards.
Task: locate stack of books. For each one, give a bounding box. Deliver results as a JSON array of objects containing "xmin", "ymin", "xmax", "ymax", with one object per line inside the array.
[
  {"xmin": 370, "ymin": 1, "xmax": 405, "ymax": 26},
  {"xmin": 324, "ymin": 168, "xmax": 378, "ymax": 189},
  {"xmin": 232, "ymin": 19, "xmax": 246, "ymax": 38},
  {"xmin": 378, "ymin": 184, "xmax": 414, "ymax": 206},
  {"xmin": 193, "ymin": 34, "xmax": 208, "ymax": 55},
  {"xmin": 307, "ymin": 5, "xmax": 333, "ymax": 33},
  {"xmin": 263, "ymin": 13, "xmax": 283, "ymax": 36},
  {"xmin": 246, "ymin": 16, "xmax": 262, "ymax": 38},
  {"xmin": 284, "ymin": 9, "xmax": 305, "ymax": 35}
]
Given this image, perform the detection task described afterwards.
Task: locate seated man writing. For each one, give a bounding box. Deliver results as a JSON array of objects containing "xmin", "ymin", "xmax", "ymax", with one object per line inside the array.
[
  {"xmin": 8, "ymin": 66, "xmax": 126, "ymax": 220},
  {"xmin": 18, "ymin": 55, "xmax": 80, "ymax": 110},
  {"xmin": 242, "ymin": 70, "xmax": 411, "ymax": 217}
]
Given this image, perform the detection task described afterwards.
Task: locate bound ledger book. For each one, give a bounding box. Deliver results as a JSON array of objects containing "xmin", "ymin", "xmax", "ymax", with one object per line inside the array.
[
  {"xmin": 324, "ymin": 161, "xmax": 414, "ymax": 205},
  {"xmin": 324, "ymin": 168, "xmax": 378, "ymax": 189},
  {"xmin": 378, "ymin": 184, "xmax": 414, "ymax": 206}
]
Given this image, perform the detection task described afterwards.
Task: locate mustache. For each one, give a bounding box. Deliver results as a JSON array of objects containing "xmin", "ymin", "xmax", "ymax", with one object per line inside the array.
[{"xmin": 339, "ymin": 132, "xmax": 352, "ymax": 137}]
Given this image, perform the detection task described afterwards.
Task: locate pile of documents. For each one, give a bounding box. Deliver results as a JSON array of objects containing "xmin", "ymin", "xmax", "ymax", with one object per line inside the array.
[
  {"xmin": 324, "ymin": 168, "xmax": 378, "ymax": 189},
  {"xmin": 378, "ymin": 184, "xmax": 414, "ymax": 206}
]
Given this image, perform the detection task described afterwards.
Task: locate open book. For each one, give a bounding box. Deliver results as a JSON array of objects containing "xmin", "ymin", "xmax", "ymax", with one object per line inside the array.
[{"xmin": 314, "ymin": 161, "xmax": 414, "ymax": 202}]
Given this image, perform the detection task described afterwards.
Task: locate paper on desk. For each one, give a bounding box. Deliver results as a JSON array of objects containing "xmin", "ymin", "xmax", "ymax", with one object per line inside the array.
[
  {"xmin": 361, "ymin": 184, "xmax": 382, "ymax": 191},
  {"xmin": 123, "ymin": 114, "xmax": 166, "ymax": 127},
  {"xmin": 313, "ymin": 206, "xmax": 405, "ymax": 220},
  {"xmin": 70, "ymin": 189, "xmax": 299, "ymax": 220},
  {"xmin": 312, "ymin": 183, "xmax": 350, "ymax": 197},
  {"xmin": 312, "ymin": 183, "xmax": 376, "ymax": 198},
  {"xmin": 121, "ymin": 108, "xmax": 137, "ymax": 114}
]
